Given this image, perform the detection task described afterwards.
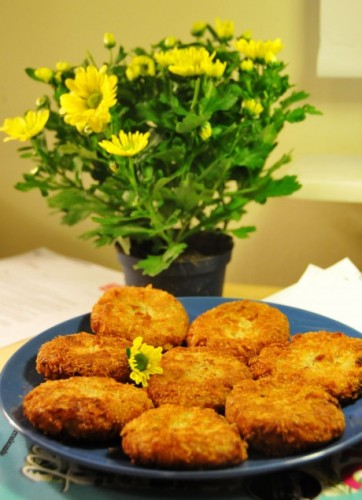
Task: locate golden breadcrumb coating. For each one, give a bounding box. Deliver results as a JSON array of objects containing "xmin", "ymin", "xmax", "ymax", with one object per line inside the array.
[
  {"xmin": 23, "ymin": 376, "xmax": 153, "ymax": 441},
  {"xmin": 121, "ymin": 404, "xmax": 248, "ymax": 469},
  {"xmin": 225, "ymin": 378, "xmax": 346, "ymax": 457},
  {"xmin": 36, "ymin": 332, "xmax": 130, "ymax": 381},
  {"xmin": 147, "ymin": 346, "xmax": 252, "ymax": 411},
  {"xmin": 249, "ymin": 331, "xmax": 362, "ymax": 402},
  {"xmin": 186, "ymin": 300, "xmax": 290, "ymax": 362},
  {"xmin": 91, "ymin": 286, "xmax": 189, "ymax": 350}
]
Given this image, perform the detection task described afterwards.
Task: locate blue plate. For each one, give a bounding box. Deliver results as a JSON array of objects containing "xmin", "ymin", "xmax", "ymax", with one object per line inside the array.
[{"xmin": 1, "ymin": 297, "xmax": 362, "ymax": 481}]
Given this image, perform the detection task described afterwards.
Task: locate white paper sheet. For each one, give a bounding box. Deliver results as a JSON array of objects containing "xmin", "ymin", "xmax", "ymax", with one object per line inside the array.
[
  {"xmin": 265, "ymin": 258, "xmax": 362, "ymax": 333},
  {"xmin": 0, "ymin": 248, "xmax": 125, "ymax": 348}
]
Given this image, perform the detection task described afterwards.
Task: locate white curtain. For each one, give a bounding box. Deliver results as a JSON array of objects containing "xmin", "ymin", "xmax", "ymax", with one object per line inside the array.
[{"xmin": 317, "ymin": 0, "xmax": 362, "ymax": 78}]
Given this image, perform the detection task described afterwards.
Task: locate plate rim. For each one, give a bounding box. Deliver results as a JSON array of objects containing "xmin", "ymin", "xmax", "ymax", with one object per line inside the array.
[{"xmin": 1, "ymin": 297, "xmax": 362, "ymax": 481}]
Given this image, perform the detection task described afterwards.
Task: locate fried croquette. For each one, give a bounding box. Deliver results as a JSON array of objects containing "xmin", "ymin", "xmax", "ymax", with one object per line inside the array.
[
  {"xmin": 91, "ymin": 286, "xmax": 189, "ymax": 350},
  {"xmin": 225, "ymin": 378, "xmax": 346, "ymax": 457},
  {"xmin": 121, "ymin": 404, "xmax": 248, "ymax": 469},
  {"xmin": 147, "ymin": 346, "xmax": 252, "ymax": 411},
  {"xmin": 186, "ymin": 300, "xmax": 290, "ymax": 362},
  {"xmin": 36, "ymin": 332, "xmax": 131, "ymax": 381},
  {"xmin": 23, "ymin": 376, "xmax": 153, "ymax": 441},
  {"xmin": 249, "ymin": 331, "xmax": 362, "ymax": 403}
]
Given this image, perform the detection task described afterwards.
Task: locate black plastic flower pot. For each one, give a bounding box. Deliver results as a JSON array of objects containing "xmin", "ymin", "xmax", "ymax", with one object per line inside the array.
[{"xmin": 115, "ymin": 233, "xmax": 233, "ymax": 297}]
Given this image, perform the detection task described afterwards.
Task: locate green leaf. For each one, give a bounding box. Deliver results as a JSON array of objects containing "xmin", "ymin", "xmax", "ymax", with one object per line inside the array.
[
  {"xmin": 231, "ymin": 226, "xmax": 256, "ymax": 238},
  {"xmin": 254, "ymin": 175, "xmax": 301, "ymax": 203},
  {"xmin": 58, "ymin": 143, "xmax": 98, "ymax": 160},
  {"xmin": 202, "ymin": 91, "xmax": 239, "ymax": 114},
  {"xmin": 176, "ymin": 113, "xmax": 210, "ymax": 134},
  {"xmin": 261, "ymin": 124, "xmax": 279, "ymax": 145},
  {"xmin": 134, "ymin": 243, "xmax": 187, "ymax": 276},
  {"xmin": 152, "ymin": 146, "xmax": 185, "ymax": 163},
  {"xmin": 285, "ymin": 104, "xmax": 322, "ymax": 123},
  {"xmin": 266, "ymin": 152, "xmax": 292, "ymax": 175},
  {"xmin": 47, "ymin": 189, "xmax": 105, "ymax": 225},
  {"xmin": 15, "ymin": 178, "xmax": 49, "ymax": 195},
  {"xmin": 285, "ymin": 108, "xmax": 308, "ymax": 123},
  {"xmin": 303, "ymin": 104, "xmax": 323, "ymax": 116},
  {"xmin": 280, "ymin": 91, "xmax": 309, "ymax": 108},
  {"xmin": 231, "ymin": 149, "xmax": 266, "ymax": 169},
  {"xmin": 198, "ymin": 157, "xmax": 232, "ymax": 182},
  {"xmin": 172, "ymin": 183, "xmax": 201, "ymax": 211},
  {"xmin": 25, "ymin": 67, "xmax": 47, "ymax": 83}
]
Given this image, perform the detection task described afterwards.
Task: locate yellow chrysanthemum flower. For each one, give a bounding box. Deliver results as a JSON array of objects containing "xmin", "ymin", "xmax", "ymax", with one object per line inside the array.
[
  {"xmin": 0, "ymin": 109, "xmax": 49, "ymax": 142},
  {"xmin": 235, "ymin": 38, "xmax": 283, "ymax": 63},
  {"xmin": 126, "ymin": 336, "xmax": 163, "ymax": 387},
  {"xmin": 242, "ymin": 98, "xmax": 264, "ymax": 116},
  {"xmin": 99, "ymin": 130, "xmax": 150, "ymax": 156},
  {"xmin": 155, "ymin": 47, "xmax": 225, "ymax": 78},
  {"xmin": 126, "ymin": 55, "xmax": 156, "ymax": 81},
  {"xmin": 59, "ymin": 65, "xmax": 117, "ymax": 133},
  {"xmin": 215, "ymin": 18, "xmax": 234, "ymax": 40},
  {"xmin": 201, "ymin": 58, "xmax": 226, "ymax": 78},
  {"xmin": 168, "ymin": 47, "xmax": 211, "ymax": 77}
]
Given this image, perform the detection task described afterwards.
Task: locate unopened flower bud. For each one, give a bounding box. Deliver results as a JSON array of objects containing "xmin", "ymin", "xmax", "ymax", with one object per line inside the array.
[
  {"xmin": 215, "ymin": 18, "xmax": 234, "ymax": 41},
  {"xmin": 199, "ymin": 122, "xmax": 212, "ymax": 141},
  {"xmin": 240, "ymin": 59, "xmax": 254, "ymax": 71},
  {"xmin": 241, "ymin": 30, "xmax": 253, "ymax": 41},
  {"xmin": 103, "ymin": 32, "xmax": 116, "ymax": 49},
  {"xmin": 242, "ymin": 98, "xmax": 264, "ymax": 117},
  {"xmin": 34, "ymin": 67, "xmax": 53, "ymax": 83},
  {"xmin": 55, "ymin": 61, "xmax": 71, "ymax": 72},
  {"xmin": 109, "ymin": 161, "xmax": 118, "ymax": 173},
  {"xmin": 30, "ymin": 166, "xmax": 39, "ymax": 175},
  {"xmin": 191, "ymin": 21, "xmax": 207, "ymax": 36},
  {"xmin": 35, "ymin": 96, "xmax": 47, "ymax": 108},
  {"xmin": 164, "ymin": 36, "xmax": 176, "ymax": 48},
  {"xmin": 83, "ymin": 125, "xmax": 93, "ymax": 135}
]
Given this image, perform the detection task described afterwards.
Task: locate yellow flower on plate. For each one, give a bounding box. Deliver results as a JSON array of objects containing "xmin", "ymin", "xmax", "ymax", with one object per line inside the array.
[
  {"xmin": 0, "ymin": 109, "xmax": 49, "ymax": 142},
  {"xmin": 59, "ymin": 65, "xmax": 117, "ymax": 133},
  {"xmin": 99, "ymin": 130, "xmax": 150, "ymax": 157},
  {"xmin": 126, "ymin": 336, "xmax": 163, "ymax": 387}
]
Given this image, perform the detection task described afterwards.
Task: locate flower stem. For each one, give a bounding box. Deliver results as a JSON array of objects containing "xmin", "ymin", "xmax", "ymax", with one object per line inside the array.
[
  {"xmin": 128, "ymin": 157, "xmax": 139, "ymax": 195},
  {"xmin": 190, "ymin": 77, "xmax": 201, "ymax": 112}
]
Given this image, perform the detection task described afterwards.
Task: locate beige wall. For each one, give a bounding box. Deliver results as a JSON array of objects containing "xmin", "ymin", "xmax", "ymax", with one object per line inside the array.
[{"xmin": 1, "ymin": 0, "xmax": 361, "ymax": 286}]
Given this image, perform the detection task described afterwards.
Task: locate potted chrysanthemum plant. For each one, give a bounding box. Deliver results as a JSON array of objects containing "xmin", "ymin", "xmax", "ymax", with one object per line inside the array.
[{"xmin": 1, "ymin": 19, "xmax": 320, "ymax": 295}]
